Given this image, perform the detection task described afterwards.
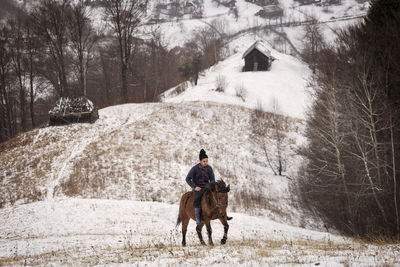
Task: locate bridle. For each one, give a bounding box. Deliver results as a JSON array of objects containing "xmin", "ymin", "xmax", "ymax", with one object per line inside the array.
[{"xmin": 211, "ymin": 191, "xmax": 228, "ymax": 212}]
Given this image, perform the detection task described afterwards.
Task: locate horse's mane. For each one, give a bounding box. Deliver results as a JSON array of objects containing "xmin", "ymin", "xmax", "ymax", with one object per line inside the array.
[{"xmin": 205, "ymin": 179, "xmax": 230, "ymax": 193}]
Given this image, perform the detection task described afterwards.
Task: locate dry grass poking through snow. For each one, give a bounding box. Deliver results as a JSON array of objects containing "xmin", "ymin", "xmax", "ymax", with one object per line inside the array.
[
  {"xmin": 0, "ymin": 124, "xmax": 91, "ymax": 207},
  {"xmin": 1, "ymin": 199, "xmax": 399, "ymax": 266},
  {"xmin": 0, "ymin": 102, "xmax": 305, "ymax": 226},
  {"xmin": 2, "ymin": 236, "xmax": 400, "ymax": 266}
]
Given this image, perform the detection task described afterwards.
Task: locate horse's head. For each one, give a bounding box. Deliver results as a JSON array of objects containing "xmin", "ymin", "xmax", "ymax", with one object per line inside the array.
[{"xmin": 206, "ymin": 180, "xmax": 230, "ymax": 217}]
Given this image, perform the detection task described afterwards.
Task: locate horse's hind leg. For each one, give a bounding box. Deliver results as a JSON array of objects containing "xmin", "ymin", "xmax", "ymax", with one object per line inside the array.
[
  {"xmin": 206, "ymin": 222, "xmax": 214, "ymax": 246},
  {"xmin": 219, "ymin": 218, "xmax": 229, "ymax": 245},
  {"xmin": 196, "ymin": 223, "xmax": 206, "ymax": 245},
  {"xmin": 181, "ymin": 216, "xmax": 189, "ymax": 247}
]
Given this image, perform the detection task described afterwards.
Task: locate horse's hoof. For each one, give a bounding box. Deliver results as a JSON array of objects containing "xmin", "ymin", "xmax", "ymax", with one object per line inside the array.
[
  {"xmin": 201, "ymin": 242, "xmax": 206, "ymax": 246},
  {"xmin": 209, "ymin": 242, "xmax": 214, "ymax": 246},
  {"xmin": 221, "ymin": 239, "xmax": 227, "ymax": 245},
  {"xmin": 182, "ymin": 243, "xmax": 186, "ymax": 247}
]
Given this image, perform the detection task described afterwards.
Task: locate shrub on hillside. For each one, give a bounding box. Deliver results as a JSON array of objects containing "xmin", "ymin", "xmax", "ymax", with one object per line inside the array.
[
  {"xmin": 235, "ymin": 84, "xmax": 247, "ymax": 102},
  {"xmin": 215, "ymin": 75, "xmax": 228, "ymax": 93}
]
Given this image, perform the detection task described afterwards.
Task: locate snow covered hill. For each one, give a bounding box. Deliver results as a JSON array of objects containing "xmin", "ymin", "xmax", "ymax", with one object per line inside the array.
[
  {"xmin": 9, "ymin": 0, "xmax": 367, "ymax": 52},
  {"xmin": 141, "ymin": 0, "xmax": 367, "ymax": 50},
  {"xmin": 162, "ymin": 37, "xmax": 311, "ymax": 119},
  {"xmin": 0, "ymin": 101, "xmax": 306, "ymax": 224}
]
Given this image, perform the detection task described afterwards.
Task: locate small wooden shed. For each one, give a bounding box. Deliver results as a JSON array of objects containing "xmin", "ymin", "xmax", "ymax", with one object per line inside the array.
[
  {"xmin": 48, "ymin": 96, "xmax": 98, "ymax": 125},
  {"xmin": 242, "ymin": 41, "xmax": 276, "ymax": 71}
]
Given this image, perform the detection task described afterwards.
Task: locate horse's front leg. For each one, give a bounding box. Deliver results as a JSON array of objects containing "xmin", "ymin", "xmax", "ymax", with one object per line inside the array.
[
  {"xmin": 206, "ymin": 222, "xmax": 214, "ymax": 246},
  {"xmin": 219, "ymin": 218, "xmax": 229, "ymax": 245},
  {"xmin": 196, "ymin": 223, "xmax": 206, "ymax": 245}
]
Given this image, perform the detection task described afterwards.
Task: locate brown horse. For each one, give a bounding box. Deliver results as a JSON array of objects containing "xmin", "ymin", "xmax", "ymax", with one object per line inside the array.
[{"xmin": 176, "ymin": 180, "xmax": 230, "ymax": 246}]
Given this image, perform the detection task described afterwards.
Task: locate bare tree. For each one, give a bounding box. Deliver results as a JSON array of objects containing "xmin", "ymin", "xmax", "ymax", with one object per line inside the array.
[
  {"xmin": 347, "ymin": 56, "xmax": 389, "ymax": 224},
  {"xmin": 31, "ymin": 0, "xmax": 72, "ymax": 97},
  {"xmin": 308, "ymin": 49, "xmax": 356, "ymax": 232},
  {"xmin": 24, "ymin": 16, "xmax": 40, "ymax": 128},
  {"xmin": 99, "ymin": 47, "xmax": 113, "ymax": 106},
  {"xmin": 302, "ymin": 16, "xmax": 324, "ymax": 74},
  {"xmin": 0, "ymin": 25, "xmax": 13, "ymax": 141},
  {"xmin": 251, "ymin": 99, "xmax": 294, "ymax": 176},
  {"xmin": 9, "ymin": 16, "xmax": 28, "ymax": 131},
  {"xmin": 104, "ymin": 0, "xmax": 148, "ymax": 103},
  {"xmin": 194, "ymin": 26, "xmax": 223, "ymax": 68},
  {"xmin": 179, "ymin": 40, "xmax": 202, "ymax": 86},
  {"xmin": 68, "ymin": 0, "xmax": 98, "ymax": 97},
  {"xmin": 146, "ymin": 28, "xmax": 167, "ymax": 101}
]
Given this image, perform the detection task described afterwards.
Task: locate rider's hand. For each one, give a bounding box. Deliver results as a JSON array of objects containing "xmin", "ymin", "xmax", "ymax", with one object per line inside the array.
[{"xmin": 195, "ymin": 187, "xmax": 201, "ymax": 191}]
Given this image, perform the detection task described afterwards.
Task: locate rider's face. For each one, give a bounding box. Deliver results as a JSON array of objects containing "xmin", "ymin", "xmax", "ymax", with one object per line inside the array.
[{"xmin": 200, "ymin": 158, "xmax": 208, "ymax": 167}]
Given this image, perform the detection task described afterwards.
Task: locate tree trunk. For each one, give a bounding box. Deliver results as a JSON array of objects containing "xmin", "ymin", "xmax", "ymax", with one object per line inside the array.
[
  {"xmin": 100, "ymin": 52, "xmax": 111, "ymax": 106},
  {"xmin": 117, "ymin": 31, "xmax": 128, "ymax": 103},
  {"xmin": 0, "ymin": 82, "xmax": 6, "ymax": 141},
  {"xmin": 79, "ymin": 60, "xmax": 84, "ymax": 96},
  {"xmin": 3, "ymin": 85, "xmax": 13, "ymax": 137},
  {"xmin": 14, "ymin": 40, "xmax": 27, "ymax": 131},
  {"xmin": 390, "ymin": 113, "xmax": 399, "ymax": 238},
  {"xmin": 60, "ymin": 56, "xmax": 69, "ymax": 97},
  {"xmin": 330, "ymin": 83, "xmax": 354, "ymax": 232},
  {"xmin": 29, "ymin": 51, "xmax": 35, "ymax": 128},
  {"xmin": 353, "ymin": 129, "xmax": 388, "ymax": 224},
  {"xmin": 121, "ymin": 62, "xmax": 128, "ymax": 103},
  {"xmin": 9, "ymin": 97, "xmax": 17, "ymax": 136},
  {"xmin": 18, "ymin": 75, "xmax": 27, "ymax": 131},
  {"xmin": 0, "ymin": 105, "xmax": 5, "ymax": 141}
]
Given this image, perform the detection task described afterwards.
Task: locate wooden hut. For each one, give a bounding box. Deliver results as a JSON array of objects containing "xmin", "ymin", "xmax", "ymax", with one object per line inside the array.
[
  {"xmin": 184, "ymin": 2, "xmax": 196, "ymax": 14},
  {"xmin": 242, "ymin": 41, "xmax": 276, "ymax": 71},
  {"xmin": 255, "ymin": 5, "xmax": 284, "ymax": 18},
  {"xmin": 245, "ymin": 0, "xmax": 279, "ymax": 6},
  {"xmin": 48, "ymin": 96, "xmax": 99, "ymax": 125},
  {"xmin": 293, "ymin": 0, "xmax": 321, "ymax": 5}
]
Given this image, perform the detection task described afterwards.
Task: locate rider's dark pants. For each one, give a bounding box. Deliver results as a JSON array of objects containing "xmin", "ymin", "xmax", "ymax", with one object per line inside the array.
[{"xmin": 193, "ymin": 188, "xmax": 205, "ymax": 208}]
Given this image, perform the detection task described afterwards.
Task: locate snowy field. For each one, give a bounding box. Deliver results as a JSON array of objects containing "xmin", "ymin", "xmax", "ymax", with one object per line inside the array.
[{"xmin": 2, "ymin": 198, "xmax": 400, "ymax": 266}]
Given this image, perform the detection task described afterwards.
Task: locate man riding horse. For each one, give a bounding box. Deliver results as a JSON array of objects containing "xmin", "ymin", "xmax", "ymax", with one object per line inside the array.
[{"xmin": 185, "ymin": 149, "xmax": 232, "ymax": 225}]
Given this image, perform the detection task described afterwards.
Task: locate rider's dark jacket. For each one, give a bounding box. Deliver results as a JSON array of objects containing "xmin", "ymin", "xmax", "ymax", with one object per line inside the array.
[{"xmin": 186, "ymin": 163, "xmax": 215, "ymax": 189}]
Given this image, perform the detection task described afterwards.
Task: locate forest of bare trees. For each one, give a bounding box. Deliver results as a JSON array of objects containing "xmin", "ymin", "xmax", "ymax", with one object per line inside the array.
[
  {"xmin": 298, "ymin": 0, "xmax": 400, "ymax": 238},
  {"xmin": 0, "ymin": 0, "xmax": 225, "ymax": 143}
]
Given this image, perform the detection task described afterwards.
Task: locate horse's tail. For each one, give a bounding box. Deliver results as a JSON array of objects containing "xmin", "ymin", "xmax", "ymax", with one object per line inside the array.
[
  {"xmin": 176, "ymin": 195, "xmax": 183, "ymax": 228},
  {"xmin": 176, "ymin": 215, "xmax": 181, "ymax": 228},
  {"xmin": 176, "ymin": 191, "xmax": 191, "ymax": 229}
]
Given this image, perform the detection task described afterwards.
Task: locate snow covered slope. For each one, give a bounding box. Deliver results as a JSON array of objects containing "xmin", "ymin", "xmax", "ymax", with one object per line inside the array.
[
  {"xmin": 9, "ymin": 0, "xmax": 367, "ymax": 52},
  {"xmin": 142, "ymin": 0, "xmax": 367, "ymax": 49},
  {"xmin": 0, "ymin": 101, "xmax": 306, "ymax": 224},
  {"xmin": 162, "ymin": 38, "xmax": 311, "ymax": 119},
  {"xmin": 1, "ymin": 198, "xmax": 399, "ymax": 266}
]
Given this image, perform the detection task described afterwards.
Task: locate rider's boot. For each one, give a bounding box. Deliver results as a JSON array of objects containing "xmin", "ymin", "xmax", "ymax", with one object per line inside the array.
[{"xmin": 195, "ymin": 207, "xmax": 201, "ymax": 225}]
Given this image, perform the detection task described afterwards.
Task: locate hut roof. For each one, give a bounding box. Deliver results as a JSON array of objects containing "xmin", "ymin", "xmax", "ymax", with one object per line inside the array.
[
  {"xmin": 242, "ymin": 40, "xmax": 276, "ymax": 60},
  {"xmin": 49, "ymin": 96, "xmax": 95, "ymax": 116}
]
